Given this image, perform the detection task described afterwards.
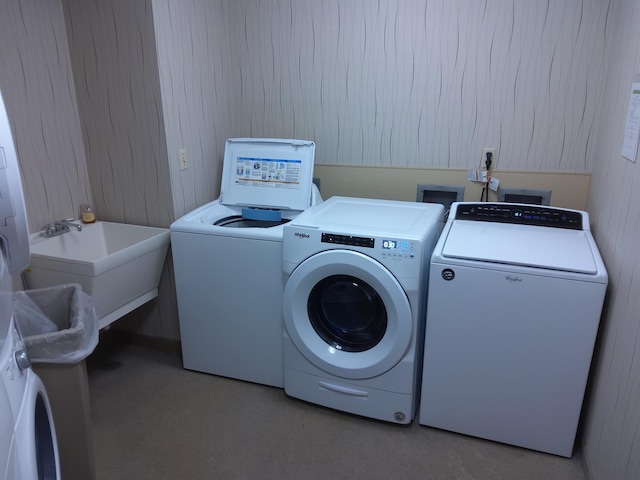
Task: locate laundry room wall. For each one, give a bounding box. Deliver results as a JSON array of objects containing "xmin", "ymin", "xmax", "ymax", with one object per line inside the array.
[
  {"xmin": 152, "ymin": 0, "xmax": 610, "ymax": 218},
  {"xmin": 0, "ymin": 0, "xmax": 91, "ymax": 233},
  {"xmin": 580, "ymin": 0, "xmax": 640, "ymax": 478},
  {"xmin": 0, "ymin": 0, "xmax": 605, "ymax": 226},
  {"xmin": 151, "ymin": 0, "xmax": 237, "ymax": 217},
  {"xmin": 223, "ymin": 0, "xmax": 609, "ymax": 173},
  {"xmin": 313, "ymin": 165, "xmax": 592, "ymax": 210},
  {"xmin": 64, "ymin": 0, "xmax": 173, "ymax": 228},
  {"xmin": 62, "ymin": 0, "xmax": 180, "ymax": 340}
]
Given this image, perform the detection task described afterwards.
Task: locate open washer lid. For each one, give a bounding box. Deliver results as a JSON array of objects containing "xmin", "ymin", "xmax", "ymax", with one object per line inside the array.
[
  {"xmin": 219, "ymin": 138, "xmax": 316, "ymax": 213},
  {"xmin": 441, "ymin": 203, "xmax": 599, "ymax": 274}
]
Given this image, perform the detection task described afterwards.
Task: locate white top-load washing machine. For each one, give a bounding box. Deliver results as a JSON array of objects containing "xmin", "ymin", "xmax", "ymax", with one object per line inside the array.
[
  {"xmin": 420, "ymin": 202, "xmax": 608, "ymax": 457},
  {"xmin": 171, "ymin": 138, "xmax": 320, "ymax": 388},
  {"xmin": 0, "ymin": 89, "xmax": 60, "ymax": 478},
  {"xmin": 281, "ymin": 196, "xmax": 444, "ymax": 424}
]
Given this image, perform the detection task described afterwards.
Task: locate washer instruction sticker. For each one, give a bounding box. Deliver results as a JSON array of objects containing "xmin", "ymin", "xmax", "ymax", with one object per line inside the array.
[{"xmin": 235, "ymin": 157, "xmax": 301, "ymax": 189}]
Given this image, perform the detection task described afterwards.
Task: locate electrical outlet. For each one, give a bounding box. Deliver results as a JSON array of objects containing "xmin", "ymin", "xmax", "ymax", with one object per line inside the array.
[
  {"xmin": 481, "ymin": 148, "xmax": 497, "ymax": 169},
  {"xmin": 179, "ymin": 149, "xmax": 188, "ymax": 170}
]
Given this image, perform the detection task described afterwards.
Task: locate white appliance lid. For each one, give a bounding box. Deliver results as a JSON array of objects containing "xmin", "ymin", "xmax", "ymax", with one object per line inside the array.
[
  {"xmin": 292, "ymin": 196, "xmax": 443, "ymax": 236},
  {"xmin": 442, "ymin": 221, "xmax": 599, "ymax": 274},
  {"xmin": 219, "ymin": 138, "xmax": 316, "ymax": 212}
]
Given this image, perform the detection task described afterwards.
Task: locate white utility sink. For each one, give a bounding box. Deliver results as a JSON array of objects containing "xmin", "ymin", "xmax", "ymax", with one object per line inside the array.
[{"xmin": 23, "ymin": 221, "xmax": 170, "ymax": 329}]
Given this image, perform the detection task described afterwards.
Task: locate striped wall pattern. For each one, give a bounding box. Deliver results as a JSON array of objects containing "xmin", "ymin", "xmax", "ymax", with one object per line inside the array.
[
  {"xmin": 583, "ymin": 0, "xmax": 640, "ymax": 478},
  {"xmin": 0, "ymin": 0, "xmax": 613, "ymax": 222},
  {"xmin": 156, "ymin": 0, "xmax": 611, "ymax": 217},
  {"xmin": 152, "ymin": 0, "xmax": 235, "ymax": 217},
  {"xmin": 64, "ymin": 0, "xmax": 173, "ymax": 228},
  {"xmin": 225, "ymin": 0, "xmax": 609, "ymax": 173},
  {"xmin": 0, "ymin": 0, "xmax": 91, "ymax": 232}
]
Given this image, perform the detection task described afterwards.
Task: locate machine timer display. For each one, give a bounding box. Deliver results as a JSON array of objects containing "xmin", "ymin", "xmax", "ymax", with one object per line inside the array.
[{"xmin": 382, "ymin": 239, "xmax": 410, "ymax": 252}]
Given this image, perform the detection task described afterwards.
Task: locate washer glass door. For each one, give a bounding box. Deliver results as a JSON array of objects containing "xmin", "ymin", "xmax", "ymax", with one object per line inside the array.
[
  {"xmin": 283, "ymin": 250, "xmax": 412, "ymax": 379},
  {"xmin": 308, "ymin": 274, "xmax": 387, "ymax": 352}
]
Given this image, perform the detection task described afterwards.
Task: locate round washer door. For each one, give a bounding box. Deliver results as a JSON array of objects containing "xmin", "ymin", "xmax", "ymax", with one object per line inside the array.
[
  {"xmin": 14, "ymin": 371, "xmax": 59, "ymax": 480},
  {"xmin": 283, "ymin": 250, "xmax": 412, "ymax": 379}
]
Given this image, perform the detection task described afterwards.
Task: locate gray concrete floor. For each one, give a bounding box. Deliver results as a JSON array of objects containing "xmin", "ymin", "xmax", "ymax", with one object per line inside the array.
[{"xmin": 87, "ymin": 337, "xmax": 587, "ymax": 480}]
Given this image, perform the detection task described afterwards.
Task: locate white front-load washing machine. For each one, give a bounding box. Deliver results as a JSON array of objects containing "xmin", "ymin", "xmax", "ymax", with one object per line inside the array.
[
  {"xmin": 171, "ymin": 138, "xmax": 320, "ymax": 388},
  {"xmin": 281, "ymin": 196, "xmax": 444, "ymax": 424},
  {"xmin": 0, "ymin": 87, "xmax": 59, "ymax": 479},
  {"xmin": 420, "ymin": 202, "xmax": 608, "ymax": 457},
  {"xmin": 1, "ymin": 318, "xmax": 59, "ymax": 480}
]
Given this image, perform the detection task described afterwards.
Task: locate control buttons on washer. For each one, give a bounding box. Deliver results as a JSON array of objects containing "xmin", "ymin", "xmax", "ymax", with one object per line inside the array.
[
  {"xmin": 381, "ymin": 239, "xmax": 416, "ymax": 259},
  {"xmin": 455, "ymin": 203, "xmax": 583, "ymax": 230}
]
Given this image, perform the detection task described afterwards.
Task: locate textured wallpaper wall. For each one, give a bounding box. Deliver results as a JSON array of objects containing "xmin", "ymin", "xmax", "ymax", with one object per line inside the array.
[
  {"xmin": 226, "ymin": 0, "xmax": 608, "ymax": 171},
  {"xmin": 64, "ymin": 0, "xmax": 173, "ymax": 228},
  {"xmin": 582, "ymin": 0, "xmax": 640, "ymax": 478},
  {"xmin": 0, "ymin": 0, "xmax": 91, "ymax": 232},
  {"xmin": 159, "ymin": 0, "xmax": 610, "ymax": 217},
  {"xmin": 0, "ymin": 0, "xmax": 612, "ymax": 225},
  {"xmin": 153, "ymin": 0, "xmax": 236, "ymax": 217}
]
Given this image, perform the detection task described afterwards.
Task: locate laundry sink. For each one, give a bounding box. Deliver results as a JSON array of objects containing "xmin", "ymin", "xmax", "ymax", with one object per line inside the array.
[{"xmin": 23, "ymin": 221, "xmax": 170, "ymax": 329}]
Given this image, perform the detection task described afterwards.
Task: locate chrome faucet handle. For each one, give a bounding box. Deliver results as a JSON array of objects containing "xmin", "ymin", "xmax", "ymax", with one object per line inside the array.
[
  {"xmin": 41, "ymin": 219, "xmax": 82, "ymax": 238},
  {"xmin": 53, "ymin": 221, "xmax": 68, "ymax": 232},
  {"xmin": 41, "ymin": 224, "xmax": 56, "ymax": 238},
  {"xmin": 59, "ymin": 218, "xmax": 82, "ymax": 231}
]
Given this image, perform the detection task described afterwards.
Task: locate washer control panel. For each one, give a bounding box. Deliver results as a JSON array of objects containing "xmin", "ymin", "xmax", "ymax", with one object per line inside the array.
[
  {"xmin": 381, "ymin": 239, "xmax": 416, "ymax": 259},
  {"xmin": 454, "ymin": 203, "xmax": 583, "ymax": 230},
  {"xmin": 321, "ymin": 232, "xmax": 416, "ymax": 259},
  {"xmin": 321, "ymin": 233, "xmax": 374, "ymax": 248}
]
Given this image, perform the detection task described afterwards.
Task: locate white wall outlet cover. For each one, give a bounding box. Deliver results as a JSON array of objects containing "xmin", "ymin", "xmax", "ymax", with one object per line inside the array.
[
  {"xmin": 489, "ymin": 177, "xmax": 500, "ymax": 191},
  {"xmin": 179, "ymin": 149, "xmax": 188, "ymax": 170}
]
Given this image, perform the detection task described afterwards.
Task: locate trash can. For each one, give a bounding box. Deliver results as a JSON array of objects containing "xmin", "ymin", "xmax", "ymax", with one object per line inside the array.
[{"xmin": 14, "ymin": 283, "xmax": 99, "ymax": 480}]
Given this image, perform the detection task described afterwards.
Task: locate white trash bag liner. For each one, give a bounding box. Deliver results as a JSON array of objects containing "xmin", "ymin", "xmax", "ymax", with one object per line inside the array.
[{"xmin": 14, "ymin": 283, "xmax": 99, "ymax": 364}]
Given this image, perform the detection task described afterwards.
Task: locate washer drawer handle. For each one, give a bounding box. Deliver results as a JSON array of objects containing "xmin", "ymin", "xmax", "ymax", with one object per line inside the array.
[{"xmin": 318, "ymin": 381, "xmax": 369, "ymax": 397}]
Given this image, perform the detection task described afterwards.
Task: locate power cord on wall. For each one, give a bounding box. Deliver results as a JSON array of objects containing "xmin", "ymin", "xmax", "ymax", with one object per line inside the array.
[{"xmin": 480, "ymin": 151, "xmax": 493, "ymax": 202}]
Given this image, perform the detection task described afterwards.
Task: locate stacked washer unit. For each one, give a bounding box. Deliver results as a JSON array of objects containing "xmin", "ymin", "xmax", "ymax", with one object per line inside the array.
[
  {"xmin": 0, "ymin": 88, "xmax": 60, "ymax": 478},
  {"xmin": 1, "ymin": 314, "xmax": 59, "ymax": 479},
  {"xmin": 281, "ymin": 196, "xmax": 444, "ymax": 424},
  {"xmin": 420, "ymin": 202, "xmax": 608, "ymax": 457},
  {"xmin": 171, "ymin": 138, "xmax": 320, "ymax": 388}
]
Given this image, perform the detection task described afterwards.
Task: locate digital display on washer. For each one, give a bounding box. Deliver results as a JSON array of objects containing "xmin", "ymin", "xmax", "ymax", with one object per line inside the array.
[{"xmin": 382, "ymin": 239, "xmax": 410, "ymax": 252}]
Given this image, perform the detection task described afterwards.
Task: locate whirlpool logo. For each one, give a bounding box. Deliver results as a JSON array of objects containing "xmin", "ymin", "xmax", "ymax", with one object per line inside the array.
[
  {"xmin": 505, "ymin": 275, "xmax": 523, "ymax": 283},
  {"xmin": 294, "ymin": 232, "xmax": 310, "ymax": 239}
]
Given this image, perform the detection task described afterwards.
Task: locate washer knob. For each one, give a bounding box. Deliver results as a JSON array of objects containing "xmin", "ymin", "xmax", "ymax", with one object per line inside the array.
[{"xmin": 15, "ymin": 350, "xmax": 31, "ymax": 371}]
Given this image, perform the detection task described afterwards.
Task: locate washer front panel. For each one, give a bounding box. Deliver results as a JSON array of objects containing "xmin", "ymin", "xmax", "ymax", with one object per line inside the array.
[{"xmin": 283, "ymin": 250, "xmax": 412, "ymax": 380}]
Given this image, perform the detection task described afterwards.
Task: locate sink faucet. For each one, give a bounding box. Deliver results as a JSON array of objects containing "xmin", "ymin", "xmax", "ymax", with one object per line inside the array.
[
  {"xmin": 42, "ymin": 218, "xmax": 83, "ymax": 238},
  {"xmin": 60, "ymin": 219, "xmax": 83, "ymax": 231}
]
